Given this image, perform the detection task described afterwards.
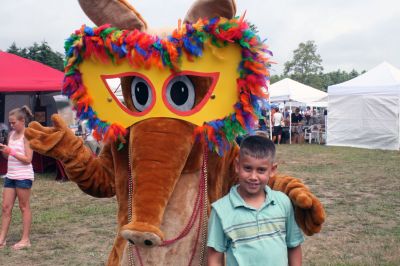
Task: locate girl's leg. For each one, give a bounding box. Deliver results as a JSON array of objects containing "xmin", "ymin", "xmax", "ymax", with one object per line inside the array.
[
  {"xmin": 14, "ymin": 187, "xmax": 32, "ymax": 245},
  {"xmin": 0, "ymin": 188, "xmax": 17, "ymax": 245}
]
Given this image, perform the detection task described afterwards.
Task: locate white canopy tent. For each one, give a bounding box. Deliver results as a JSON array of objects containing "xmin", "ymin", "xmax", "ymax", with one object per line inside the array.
[
  {"xmin": 327, "ymin": 62, "xmax": 400, "ymax": 150},
  {"xmin": 306, "ymin": 96, "xmax": 328, "ymax": 108},
  {"xmin": 269, "ymin": 78, "xmax": 327, "ymax": 104},
  {"xmin": 268, "ymin": 78, "xmax": 327, "ymax": 143}
]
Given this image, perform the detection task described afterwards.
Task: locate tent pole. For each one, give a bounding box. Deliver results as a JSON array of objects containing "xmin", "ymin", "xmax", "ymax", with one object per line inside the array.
[
  {"xmin": 269, "ymin": 103, "xmax": 273, "ymax": 140},
  {"xmin": 289, "ymin": 102, "xmax": 292, "ymax": 144}
]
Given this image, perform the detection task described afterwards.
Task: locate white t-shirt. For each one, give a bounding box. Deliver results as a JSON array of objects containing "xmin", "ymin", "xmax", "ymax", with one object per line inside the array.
[{"xmin": 273, "ymin": 112, "xmax": 283, "ymax": 126}]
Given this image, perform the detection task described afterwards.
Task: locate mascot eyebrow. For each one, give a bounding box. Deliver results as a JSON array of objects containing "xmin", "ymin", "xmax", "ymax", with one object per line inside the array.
[{"xmin": 63, "ymin": 16, "xmax": 272, "ymax": 154}]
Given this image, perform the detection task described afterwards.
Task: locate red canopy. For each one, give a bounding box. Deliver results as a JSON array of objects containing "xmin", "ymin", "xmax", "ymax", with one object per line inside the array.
[{"xmin": 0, "ymin": 51, "xmax": 63, "ymax": 92}]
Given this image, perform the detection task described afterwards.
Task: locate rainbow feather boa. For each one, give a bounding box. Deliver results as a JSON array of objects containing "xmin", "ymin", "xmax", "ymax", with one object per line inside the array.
[{"xmin": 63, "ymin": 16, "xmax": 272, "ymax": 155}]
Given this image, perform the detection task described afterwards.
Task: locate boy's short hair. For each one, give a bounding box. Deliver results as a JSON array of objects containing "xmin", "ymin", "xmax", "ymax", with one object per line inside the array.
[{"xmin": 239, "ymin": 135, "xmax": 276, "ymax": 161}]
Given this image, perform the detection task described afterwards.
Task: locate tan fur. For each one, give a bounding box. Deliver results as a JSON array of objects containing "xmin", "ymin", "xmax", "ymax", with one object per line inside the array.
[
  {"xmin": 122, "ymin": 118, "xmax": 196, "ymax": 241},
  {"xmin": 184, "ymin": 0, "xmax": 237, "ymax": 23},
  {"xmin": 268, "ymin": 173, "xmax": 326, "ymax": 236},
  {"xmin": 78, "ymin": 0, "xmax": 147, "ymax": 30},
  {"xmin": 25, "ymin": 115, "xmax": 238, "ymax": 264}
]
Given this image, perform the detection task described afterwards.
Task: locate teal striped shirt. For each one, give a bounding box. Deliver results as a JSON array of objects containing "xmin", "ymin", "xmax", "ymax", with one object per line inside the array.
[{"xmin": 207, "ymin": 185, "xmax": 304, "ymax": 266}]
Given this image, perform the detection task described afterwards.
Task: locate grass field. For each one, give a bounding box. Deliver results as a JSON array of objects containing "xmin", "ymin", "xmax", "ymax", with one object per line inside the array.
[{"xmin": 0, "ymin": 144, "xmax": 399, "ymax": 265}]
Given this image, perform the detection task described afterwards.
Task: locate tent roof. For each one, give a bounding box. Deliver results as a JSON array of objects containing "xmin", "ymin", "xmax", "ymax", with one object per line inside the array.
[
  {"xmin": 268, "ymin": 78, "xmax": 327, "ymax": 103},
  {"xmin": 0, "ymin": 51, "xmax": 63, "ymax": 92},
  {"xmin": 328, "ymin": 62, "xmax": 400, "ymax": 95}
]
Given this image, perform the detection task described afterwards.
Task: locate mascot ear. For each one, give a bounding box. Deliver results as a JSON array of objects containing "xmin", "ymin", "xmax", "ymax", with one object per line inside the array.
[
  {"xmin": 78, "ymin": 0, "xmax": 147, "ymax": 30},
  {"xmin": 184, "ymin": 0, "xmax": 237, "ymax": 23}
]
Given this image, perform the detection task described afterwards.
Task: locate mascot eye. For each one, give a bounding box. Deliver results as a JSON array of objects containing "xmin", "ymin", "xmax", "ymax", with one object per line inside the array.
[
  {"xmin": 131, "ymin": 77, "xmax": 153, "ymax": 112},
  {"xmin": 165, "ymin": 76, "xmax": 195, "ymax": 112}
]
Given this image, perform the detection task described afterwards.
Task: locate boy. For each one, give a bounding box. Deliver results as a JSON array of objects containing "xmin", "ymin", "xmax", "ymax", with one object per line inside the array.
[{"xmin": 207, "ymin": 135, "xmax": 304, "ymax": 266}]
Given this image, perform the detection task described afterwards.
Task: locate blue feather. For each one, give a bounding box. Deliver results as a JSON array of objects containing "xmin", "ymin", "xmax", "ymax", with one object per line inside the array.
[
  {"xmin": 135, "ymin": 44, "xmax": 147, "ymax": 57},
  {"xmin": 183, "ymin": 37, "xmax": 202, "ymax": 57},
  {"xmin": 84, "ymin": 26, "xmax": 94, "ymax": 36}
]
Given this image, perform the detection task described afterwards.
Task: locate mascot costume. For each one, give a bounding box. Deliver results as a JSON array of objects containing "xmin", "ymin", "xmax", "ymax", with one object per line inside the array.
[{"xmin": 25, "ymin": 0, "xmax": 325, "ymax": 265}]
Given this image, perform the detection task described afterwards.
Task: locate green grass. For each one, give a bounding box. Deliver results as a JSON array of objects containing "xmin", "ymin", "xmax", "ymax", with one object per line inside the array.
[
  {"xmin": 277, "ymin": 144, "xmax": 400, "ymax": 266},
  {"xmin": 0, "ymin": 144, "xmax": 399, "ymax": 265}
]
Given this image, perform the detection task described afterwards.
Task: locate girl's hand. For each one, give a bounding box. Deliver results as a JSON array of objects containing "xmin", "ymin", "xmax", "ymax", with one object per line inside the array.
[
  {"xmin": 0, "ymin": 145, "xmax": 14, "ymax": 156},
  {"xmin": 0, "ymin": 144, "xmax": 15, "ymax": 156}
]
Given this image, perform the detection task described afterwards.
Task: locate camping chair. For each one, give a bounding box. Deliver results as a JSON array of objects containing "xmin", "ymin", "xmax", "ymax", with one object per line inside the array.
[{"xmin": 305, "ymin": 124, "xmax": 322, "ymax": 144}]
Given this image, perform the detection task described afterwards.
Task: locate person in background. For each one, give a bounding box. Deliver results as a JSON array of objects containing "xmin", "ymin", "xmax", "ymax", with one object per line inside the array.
[
  {"xmin": 272, "ymin": 107, "xmax": 283, "ymax": 144},
  {"xmin": 304, "ymin": 107, "xmax": 312, "ymax": 126},
  {"xmin": 258, "ymin": 107, "xmax": 268, "ymax": 131},
  {"xmin": 291, "ymin": 108, "xmax": 303, "ymax": 144},
  {"xmin": 0, "ymin": 106, "xmax": 34, "ymax": 250},
  {"xmin": 207, "ymin": 135, "xmax": 304, "ymax": 266},
  {"xmin": 283, "ymin": 107, "xmax": 290, "ymax": 130},
  {"xmin": 80, "ymin": 120, "xmax": 100, "ymax": 155},
  {"xmin": 0, "ymin": 123, "xmax": 9, "ymax": 145}
]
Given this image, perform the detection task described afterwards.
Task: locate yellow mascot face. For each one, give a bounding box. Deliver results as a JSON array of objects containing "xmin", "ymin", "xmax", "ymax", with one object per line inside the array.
[
  {"xmin": 80, "ymin": 42, "xmax": 241, "ymax": 128},
  {"xmin": 64, "ymin": 17, "xmax": 270, "ymax": 153}
]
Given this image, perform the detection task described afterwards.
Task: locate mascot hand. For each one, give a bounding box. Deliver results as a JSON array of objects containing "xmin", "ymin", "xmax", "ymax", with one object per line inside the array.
[
  {"xmin": 268, "ymin": 174, "xmax": 326, "ymax": 236},
  {"xmin": 25, "ymin": 114, "xmax": 84, "ymax": 161}
]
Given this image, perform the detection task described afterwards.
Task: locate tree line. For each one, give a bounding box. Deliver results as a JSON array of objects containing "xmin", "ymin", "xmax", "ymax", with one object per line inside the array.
[
  {"xmin": 271, "ymin": 40, "xmax": 365, "ymax": 92},
  {"xmin": 7, "ymin": 41, "xmax": 64, "ymax": 71},
  {"xmin": 6, "ymin": 40, "xmax": 363, "ymax": 91}
]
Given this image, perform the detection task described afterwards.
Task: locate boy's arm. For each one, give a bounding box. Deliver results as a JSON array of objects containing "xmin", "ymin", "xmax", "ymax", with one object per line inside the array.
[
  {"xmin": 207, "ymin": 208, "xmax": 227, "ymax": 266},
  {"xmin": 207, "ymin": 247, "xmax": 224, "ymax": 266},
  {"xmin": 288, "ymin": 245, "xmax": 302, "ymax": 266}
]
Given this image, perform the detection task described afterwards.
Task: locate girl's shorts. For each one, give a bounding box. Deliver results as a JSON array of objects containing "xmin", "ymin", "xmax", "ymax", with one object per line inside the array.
[{"xmin": 3, "ymin": 177, "xmax": 33, "ymax": 189}]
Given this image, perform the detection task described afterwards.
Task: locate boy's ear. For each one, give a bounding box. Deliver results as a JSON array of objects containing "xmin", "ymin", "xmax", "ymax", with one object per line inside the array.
[{"xmin": 270, "ymin": 162, "xmax": 278, "ymax": 177}]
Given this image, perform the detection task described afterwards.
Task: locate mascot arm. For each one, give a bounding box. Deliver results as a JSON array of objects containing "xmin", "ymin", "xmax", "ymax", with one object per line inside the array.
[
  {"xmin": 25, "ymin": 114, "xmax": 116, "ymax": 198},
  {"xmin": 268, "ymin": 174, "xmax": 326, "ymax": 236}
]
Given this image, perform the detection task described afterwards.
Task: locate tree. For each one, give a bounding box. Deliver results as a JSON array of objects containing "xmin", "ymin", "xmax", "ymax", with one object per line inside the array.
[
  {"xmin": 7, "ymin": 41, "xmax": 64, "ymax": 71},
  {"xmin": 269, "ymin": 74, "xmax": 284, "ymax": 84},
  {"xmin": 321, "ymin": 69, "xmax": 364, "ymax": 91},
  {"xmin": 283, "ymin": 40, "xmax": 324, "ymax": 89}
]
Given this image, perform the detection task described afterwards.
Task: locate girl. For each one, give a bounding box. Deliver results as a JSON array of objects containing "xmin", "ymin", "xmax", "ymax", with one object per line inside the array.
[{"xmin": 0, "ymin": 105, "xmax": 34, "ymax": 250}]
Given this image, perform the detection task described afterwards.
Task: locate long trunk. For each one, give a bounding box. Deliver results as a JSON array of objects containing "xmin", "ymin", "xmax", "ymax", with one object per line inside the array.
[{"xmin": 120, "ymin": 118, "xmax": 196, "ymax": 247}]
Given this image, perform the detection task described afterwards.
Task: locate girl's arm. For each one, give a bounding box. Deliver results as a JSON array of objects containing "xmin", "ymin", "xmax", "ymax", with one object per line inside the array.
[
  {"xmin": 0, "ymin": 138, "xmax": 33, "ymax": 164},
  {"xmin": 21, "ymin": 137, "xmax": 34, "ymax": 164}
]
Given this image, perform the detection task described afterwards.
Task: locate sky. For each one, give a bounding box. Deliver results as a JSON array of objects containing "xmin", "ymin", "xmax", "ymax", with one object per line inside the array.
[{"xmin": 1, "ymin": 0, "xmax": 399, "ymax": 75}]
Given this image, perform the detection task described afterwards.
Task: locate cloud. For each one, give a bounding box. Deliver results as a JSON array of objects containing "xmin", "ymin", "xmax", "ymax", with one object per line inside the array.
[
  {"xmin": 320, "ymin": 15, "xmax": 400, "ymax": 72},
  {"xmin": 0, "ymin": 0, "xmax": 399, "ymax": 75}
]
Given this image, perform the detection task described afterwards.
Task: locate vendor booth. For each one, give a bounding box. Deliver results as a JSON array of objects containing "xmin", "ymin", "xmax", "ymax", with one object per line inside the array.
[
  {"xmin": 327, "ymin": 62, "xmax": 400, "ymax": 150},
  {"xmin": 0, "ymin": 51, "xmax": 64, "ymax": 174},
  {"xmin": 268, "ymin": 78, "xmax": 327, "ymax": 143}
]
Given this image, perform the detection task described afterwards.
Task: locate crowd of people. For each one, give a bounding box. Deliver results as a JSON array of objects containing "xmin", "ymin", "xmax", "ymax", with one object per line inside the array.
[{"xmin": 258, "ymin": 106, "xmax": 327, "ymax": 144}]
